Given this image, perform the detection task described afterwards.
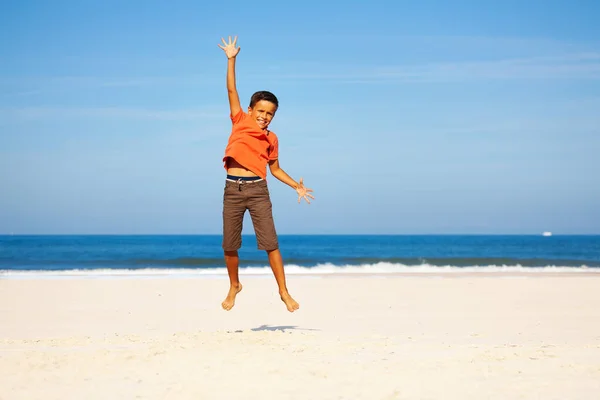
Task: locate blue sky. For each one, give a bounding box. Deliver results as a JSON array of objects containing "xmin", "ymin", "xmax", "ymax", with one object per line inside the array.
[{"xmin": 1, "ymin": 0, "xmax": 599, "ymax": 234}]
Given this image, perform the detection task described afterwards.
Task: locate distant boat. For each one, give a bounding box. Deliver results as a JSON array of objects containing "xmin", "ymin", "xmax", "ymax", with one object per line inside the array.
[{"xmin": 542, "ymin": 232, "xmax": 552, "ymax": 237}]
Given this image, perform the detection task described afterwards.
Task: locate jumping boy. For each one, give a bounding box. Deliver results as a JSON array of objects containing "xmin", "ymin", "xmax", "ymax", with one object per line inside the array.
[{"xmin": 218, "ymin": 36, "xmax": 314, "ymax": 312}]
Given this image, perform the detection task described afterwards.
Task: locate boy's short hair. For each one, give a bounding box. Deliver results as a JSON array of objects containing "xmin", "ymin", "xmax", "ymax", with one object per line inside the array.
[{"xmin": 249, "ymin": 91, "xmax": 279, "ymax": 109}]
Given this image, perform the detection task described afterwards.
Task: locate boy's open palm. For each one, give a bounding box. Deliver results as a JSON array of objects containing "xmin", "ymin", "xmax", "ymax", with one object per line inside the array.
[
  {"xmin": 218, "ymin": 36, "xmax": 240, "ymax": 58},
  {"xmin": 296, "ymin": 178, "xmax": 315, "ymax": 204}
]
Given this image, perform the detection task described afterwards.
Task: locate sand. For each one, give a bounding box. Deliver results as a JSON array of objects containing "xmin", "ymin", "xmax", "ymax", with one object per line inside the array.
[{"xmin": 1, "ymin": 274, "xmax": 600, "ymax": 399}]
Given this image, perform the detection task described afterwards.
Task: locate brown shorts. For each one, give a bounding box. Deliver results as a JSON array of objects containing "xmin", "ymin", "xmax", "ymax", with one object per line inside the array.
[{"xmin": 222, "ymin": 179, "xmax": 279, "ymax": 251}]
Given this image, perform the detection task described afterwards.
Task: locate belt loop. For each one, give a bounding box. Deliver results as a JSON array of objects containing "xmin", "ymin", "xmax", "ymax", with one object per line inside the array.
[{"xmin": 237, "ymin": 178, "xmax": 243, "ymax": 191}]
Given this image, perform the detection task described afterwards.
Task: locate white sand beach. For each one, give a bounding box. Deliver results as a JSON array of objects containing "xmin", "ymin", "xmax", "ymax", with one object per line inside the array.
[{"xmin": 1, "ymin": 274, "xmax": 600, "ymax": 399}]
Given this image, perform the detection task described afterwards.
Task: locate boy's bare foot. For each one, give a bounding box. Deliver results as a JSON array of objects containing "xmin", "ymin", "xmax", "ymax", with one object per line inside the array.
[
  {"xmin": 280, "ymin": 291, "xmax": 300, "ymax": 312},
  {"xmin": 222, "ymin": 283, "xmax": 242, "ymax": 311}
]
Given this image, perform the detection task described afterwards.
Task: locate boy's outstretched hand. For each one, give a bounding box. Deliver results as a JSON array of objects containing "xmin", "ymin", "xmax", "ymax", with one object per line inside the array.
[
  {"xmin": 296, "ymin": 178, "xmax": 315, "ymax": 204},
  {"xmin": 218, "ymin": 36, "xmax": 240, "ymax": 58}
]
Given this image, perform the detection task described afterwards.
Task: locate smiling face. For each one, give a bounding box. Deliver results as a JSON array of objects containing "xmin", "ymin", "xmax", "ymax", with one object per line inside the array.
[{"xmin": 248, "ymin": 100, "xmax": 277, "ymax": 130}]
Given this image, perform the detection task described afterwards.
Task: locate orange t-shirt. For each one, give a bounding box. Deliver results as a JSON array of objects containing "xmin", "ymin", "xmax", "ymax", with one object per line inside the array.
[{"xmin": 222, "ymin": 110, "xmax": 279, "ymax": 179}]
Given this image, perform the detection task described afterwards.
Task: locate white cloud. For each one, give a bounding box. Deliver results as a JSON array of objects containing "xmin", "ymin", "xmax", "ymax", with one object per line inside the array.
[
  {"xmin": 252, "ymin": 52, "xmax": 600, "ymax": 83},
  {"xmin": 372, "ymin": 53, "xmax": 600, "ymax": 82},
  {"xmin": 3, "ymin": 52, "xmax": 598, "ymax": 97},
  {"xmin": 0, "ymin": 106, "xmax": 222, "ymax": 121}
]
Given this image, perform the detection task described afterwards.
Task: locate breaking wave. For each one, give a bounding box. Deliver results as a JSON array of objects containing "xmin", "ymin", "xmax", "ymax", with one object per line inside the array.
[{"xmin": 1, "ymin": 262, "xmax": 598, "ymax": 279}]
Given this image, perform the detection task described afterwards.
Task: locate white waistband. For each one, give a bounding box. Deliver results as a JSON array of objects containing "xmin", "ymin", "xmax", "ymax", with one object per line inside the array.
[{"xmin": 226, "ymin": 178, "xmax": 264, "ymax": 183}]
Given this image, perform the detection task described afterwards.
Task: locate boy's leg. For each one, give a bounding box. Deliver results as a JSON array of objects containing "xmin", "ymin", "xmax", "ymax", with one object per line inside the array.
[
  {"xmin": 222, "ymin": 181, "xmax": 245, "ymax": 311},
  {"xmin": 222, "ymin": 250, "xmax": 242, "ymax": 311},
  {"xmin": 247, "ymin": 181, "xmax": 299, "ymax": 312},
  {"xmin": 266, "ymin": 248, "xmax": 300, "ymax": 312}
]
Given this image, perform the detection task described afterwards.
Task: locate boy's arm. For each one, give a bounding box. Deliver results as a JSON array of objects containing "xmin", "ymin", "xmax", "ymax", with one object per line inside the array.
[
  {"xmin": 218, "ymin": 36, "xmax": 242, "ymax": 117},
  {"xmin": 269, "ymin": 160, "xmax": 315, "ymax": 204}
]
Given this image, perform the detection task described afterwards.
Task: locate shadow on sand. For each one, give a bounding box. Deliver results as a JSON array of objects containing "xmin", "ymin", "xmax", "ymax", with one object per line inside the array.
[{"xmin": 249, "ymin": 324, "xmax": 320, "ymax": 333}]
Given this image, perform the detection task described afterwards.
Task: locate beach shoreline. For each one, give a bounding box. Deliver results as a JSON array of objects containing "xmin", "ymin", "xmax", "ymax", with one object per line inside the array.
[{"xmin": 2, "ymin": 268, "xmax": 600, "ymax": 281}]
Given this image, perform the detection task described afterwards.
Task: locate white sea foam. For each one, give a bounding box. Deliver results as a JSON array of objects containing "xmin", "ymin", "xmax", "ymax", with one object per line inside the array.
[{"xmin": 0, "ymin": 262, "xmax": 596, "ymax": 279}]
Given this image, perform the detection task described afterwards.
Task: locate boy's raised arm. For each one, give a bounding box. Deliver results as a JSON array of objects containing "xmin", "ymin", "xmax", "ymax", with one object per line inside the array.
[{"xmin": 218, "ymin": 36, "xmax": 242, "ymax": 118}]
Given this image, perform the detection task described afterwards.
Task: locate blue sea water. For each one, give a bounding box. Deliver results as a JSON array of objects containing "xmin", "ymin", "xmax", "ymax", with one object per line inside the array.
[{"xmin": 1, "ymin": 235, "xmax": 599, "ymax": 278}]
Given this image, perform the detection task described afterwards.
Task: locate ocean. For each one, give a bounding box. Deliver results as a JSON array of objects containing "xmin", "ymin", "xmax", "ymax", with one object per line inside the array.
[{"xmin": 1, "ymin": 234, "xmax": 599, "ymax": 278}]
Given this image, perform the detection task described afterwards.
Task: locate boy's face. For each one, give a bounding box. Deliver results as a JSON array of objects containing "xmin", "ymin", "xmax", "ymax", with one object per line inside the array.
[{"xmin": 248, "ymin": 100, "xmax": 277, "ymax": 130}]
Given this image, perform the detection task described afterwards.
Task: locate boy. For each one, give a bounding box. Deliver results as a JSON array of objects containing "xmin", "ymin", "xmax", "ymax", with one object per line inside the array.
[{"xmin": 218, "ymin": 36, "xmax": 314, "ymax": 312}]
